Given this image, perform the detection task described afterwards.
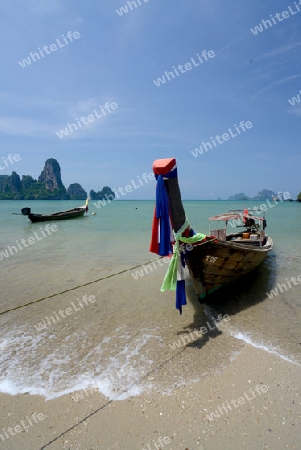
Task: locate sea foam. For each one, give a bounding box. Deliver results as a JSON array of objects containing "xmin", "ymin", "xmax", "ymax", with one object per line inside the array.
[{"xmin": 0, "ymin": 325, "xmax": 161, "ymax": 401}]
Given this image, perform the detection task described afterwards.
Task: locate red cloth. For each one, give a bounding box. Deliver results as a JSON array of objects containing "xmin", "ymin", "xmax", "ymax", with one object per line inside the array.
[
  {"xmin": 149, "ymin": 206, "xmax": 160, "ymax": 254},
  {"xmin": 149, "ymin": 206, "xmax": 174, "ymax": 255}
]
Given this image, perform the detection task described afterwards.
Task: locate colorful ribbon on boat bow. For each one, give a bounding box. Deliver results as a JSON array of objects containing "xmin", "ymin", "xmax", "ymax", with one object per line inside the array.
[
  {"xmin": 160, "ymin": 218, "xmax": 206, "ymax": 314},
  {"xmin": 149, "ymin": 159, "xmax": 207, "ymax": 313},
  {"xmin": 149, "ymin": 168, "xmax": 177, "ymax": 256}
]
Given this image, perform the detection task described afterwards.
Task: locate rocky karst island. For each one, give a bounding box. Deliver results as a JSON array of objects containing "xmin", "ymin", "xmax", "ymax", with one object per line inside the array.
[{"xmin": 0, "ymin": 158, "xmax": 114, "ymax": 200}]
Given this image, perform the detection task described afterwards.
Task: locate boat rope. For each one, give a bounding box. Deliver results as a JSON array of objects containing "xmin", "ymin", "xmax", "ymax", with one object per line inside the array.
[
  {"xmin": 39, "ymin": 344, "xmax": 187, "ymax": 449},
  {"xmin": 0, "ymin": 258, "xmax": 164, "ymax": 317}
]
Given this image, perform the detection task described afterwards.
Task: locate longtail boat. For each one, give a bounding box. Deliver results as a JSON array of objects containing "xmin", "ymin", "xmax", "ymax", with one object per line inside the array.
[
  {"xmin": 149, "ymin": 158, "xmax": 273, "ymax": 312},
  {"xmin": 21, "ymin": 199, "xmax": 89, "ymax": 223}
]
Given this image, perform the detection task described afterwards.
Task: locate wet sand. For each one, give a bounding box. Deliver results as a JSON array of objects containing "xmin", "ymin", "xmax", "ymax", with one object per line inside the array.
[
  {"xmin": 0, "ymin": 262, "xmax": 300, "ymax": 450},
  {"xmin": 0, "ymin": 343, "xmax": 300, "ymax": 449}
]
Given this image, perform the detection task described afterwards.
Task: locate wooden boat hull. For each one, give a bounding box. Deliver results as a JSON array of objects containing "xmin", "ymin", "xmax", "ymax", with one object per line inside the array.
[
  {"xmin": 27, "ymin": 208, "xmax": 86, "ymax": 223},
  {"xmin": 185, "ymin": 236, "xmax": 273, "ymax": 298}
]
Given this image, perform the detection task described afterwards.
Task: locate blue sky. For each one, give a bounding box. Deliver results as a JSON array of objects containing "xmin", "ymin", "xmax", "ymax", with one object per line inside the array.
[{"xmin": 0, "ymin": 0, "xmax": 300, "ymax": 199}]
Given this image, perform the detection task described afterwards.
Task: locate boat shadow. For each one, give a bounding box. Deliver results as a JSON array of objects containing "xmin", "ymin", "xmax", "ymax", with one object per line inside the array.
[{"xmin": 178, "ymin": 252, "xmax": 277, "ymax": 349}]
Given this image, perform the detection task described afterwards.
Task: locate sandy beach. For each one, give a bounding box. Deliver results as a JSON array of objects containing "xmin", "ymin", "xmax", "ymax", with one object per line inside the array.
[
  {"xmin": 1, "ymin": 345, "xmax": 300, "ymax": 450},
  {"xmin": 1, "ymin": 260, "xmax": 300, "ymax": 450}
]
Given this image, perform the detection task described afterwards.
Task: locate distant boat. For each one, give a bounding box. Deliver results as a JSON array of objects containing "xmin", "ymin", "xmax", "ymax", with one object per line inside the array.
[
  {"xmin": 21, "ymin": 200, "xmax": 89, "ymax": 223},
  {"xmin": 150, "ymin": 158, "xmax": 273, "ymax": 308}
]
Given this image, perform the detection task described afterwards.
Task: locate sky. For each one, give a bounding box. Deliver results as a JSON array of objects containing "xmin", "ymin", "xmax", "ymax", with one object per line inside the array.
[{"xmin": 0, "ymin": 0, "xmax": 300, "ymax": 200}]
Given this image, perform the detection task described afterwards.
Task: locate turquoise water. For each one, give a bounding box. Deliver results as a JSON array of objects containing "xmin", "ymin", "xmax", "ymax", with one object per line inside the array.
[{"xmin": 0, "ymin": 200, "xmax": 300, "ymax": 400}]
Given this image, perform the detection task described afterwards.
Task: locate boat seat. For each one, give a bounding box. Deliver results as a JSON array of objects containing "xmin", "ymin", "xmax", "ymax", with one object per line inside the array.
[{"xmin": 210, "ymin": 229, "xmax": 226, "ymax": 240}]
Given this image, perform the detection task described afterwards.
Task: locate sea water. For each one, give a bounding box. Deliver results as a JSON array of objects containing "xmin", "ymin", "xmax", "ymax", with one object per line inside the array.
[{"xmin": 0, "ymin": 200, "xmax": 300, "ymax": 400}]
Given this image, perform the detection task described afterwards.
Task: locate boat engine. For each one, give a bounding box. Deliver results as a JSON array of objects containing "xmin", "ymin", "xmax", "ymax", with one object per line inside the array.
[{"xmin": 21, "ymin": 207, "xmax": 31, "ymax": 216}]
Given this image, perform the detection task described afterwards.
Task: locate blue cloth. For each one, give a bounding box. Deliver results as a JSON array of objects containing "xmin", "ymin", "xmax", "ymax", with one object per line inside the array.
[
  {"xmin": 155, "ymin": 175, "xmax": 171, "ymax": 256},
  {"xmin": 154, "ymin": 168, "xmax": 178, "ymax": 256},
  {"xmin": 176, "ymin": 280, "xmax": 187, "ymax": 314}
]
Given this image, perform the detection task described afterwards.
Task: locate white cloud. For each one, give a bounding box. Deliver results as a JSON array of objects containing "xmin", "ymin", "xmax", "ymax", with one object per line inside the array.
[
  {"xmin": 17, "ymin": 0, "xmax": 63, "ymax": 15},
  {"xmin": 288, "ymin": 105, "xmax": 301, "ymax": 117},
  {"xmin": 0, "ymin": 117, "xmax": 56, "ymax": 137},
  {"xmin": 252, "ymin": 75, "xmax": 301, "ymax": 99},
  {"xmin": 257, "ymin": 42, "xmax": 301, "ymax": 60}
]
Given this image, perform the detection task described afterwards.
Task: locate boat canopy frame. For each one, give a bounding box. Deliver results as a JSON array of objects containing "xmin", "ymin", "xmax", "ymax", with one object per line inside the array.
[{"xmin": 208, "ymin": 209, "xmax": 266, "ymax": 237}]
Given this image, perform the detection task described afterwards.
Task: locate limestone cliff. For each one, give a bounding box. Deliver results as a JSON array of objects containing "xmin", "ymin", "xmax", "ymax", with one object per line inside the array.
[
  {"xmin": 0, "ymin": 172, "xmax": 22, "ymax": 199},
  {"xmin": 67, "ymin": 183, "xmax": 87, "ymax": 200},
  {"xmin": 38, "ymin": 158, "xmax": 64, "ymax": 191},
  {"xmin": 90, "ymin": 187, "xmax": 115, "ymax": 200}
]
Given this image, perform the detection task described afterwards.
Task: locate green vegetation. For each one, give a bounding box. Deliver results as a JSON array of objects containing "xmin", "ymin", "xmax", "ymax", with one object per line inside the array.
[{"xmin": 0, "ymin": 173, "xmax": 68, "ymax": 200}]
